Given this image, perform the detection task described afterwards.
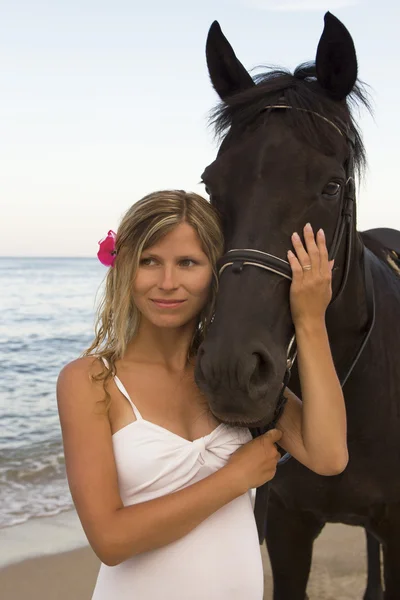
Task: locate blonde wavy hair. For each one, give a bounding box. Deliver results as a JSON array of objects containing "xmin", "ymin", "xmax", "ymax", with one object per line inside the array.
[{"xmin": 83, "ymin": 190, "xmax": 224, "ymax": 411}]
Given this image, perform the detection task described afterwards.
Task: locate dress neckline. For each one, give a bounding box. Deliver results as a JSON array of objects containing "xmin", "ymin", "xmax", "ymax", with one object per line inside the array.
[{"xmin": 112, "ymin": 419, "xmax": 226, "ymax": 444}]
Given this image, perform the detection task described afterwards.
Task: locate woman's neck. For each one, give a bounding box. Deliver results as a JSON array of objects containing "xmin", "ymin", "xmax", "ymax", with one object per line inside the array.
[{"xmin": 124, "ymin": 318, "xmax": 197, "ymax": 372}]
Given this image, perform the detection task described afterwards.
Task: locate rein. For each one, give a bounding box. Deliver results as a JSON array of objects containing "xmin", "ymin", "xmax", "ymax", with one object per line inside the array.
[{"xmin": 216, "ymin": 105, "xmax": 376, "ymax": 543}]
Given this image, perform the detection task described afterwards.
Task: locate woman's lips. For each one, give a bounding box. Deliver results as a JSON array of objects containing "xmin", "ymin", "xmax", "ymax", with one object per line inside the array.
[{"xmin": 151, "ymin": 299, "xmax": 187, "ymax": 309}]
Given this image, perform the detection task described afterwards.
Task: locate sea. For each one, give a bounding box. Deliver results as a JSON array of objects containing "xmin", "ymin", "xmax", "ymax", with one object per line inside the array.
[{"xmin": 0, "ymin": 257, "xmax": 106, "ymax": 530}]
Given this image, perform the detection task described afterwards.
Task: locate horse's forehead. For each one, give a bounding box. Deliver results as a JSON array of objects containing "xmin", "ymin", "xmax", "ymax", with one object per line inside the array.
[
  {"xmin": 213, "ymin": 121, "xmax": 344, "ymax": 170},
  {"xmin": 203, "ymin": 128, "xmax": 294, "ymax": 178},
  {"xmin": 205, "ymin": 136, "xmax": 341, "ymax": 186}
]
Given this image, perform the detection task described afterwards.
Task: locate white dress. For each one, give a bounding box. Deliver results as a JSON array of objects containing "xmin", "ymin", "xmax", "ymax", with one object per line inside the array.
[{"xmin": 91, "ymin": 360, "xmax": 264, "ymax": 599}]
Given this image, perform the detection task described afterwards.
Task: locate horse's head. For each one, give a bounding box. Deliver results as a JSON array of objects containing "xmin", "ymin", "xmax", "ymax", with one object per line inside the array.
[{"xmin": 195, "ymin": 12, "xmax": 369, "ymax": 427}]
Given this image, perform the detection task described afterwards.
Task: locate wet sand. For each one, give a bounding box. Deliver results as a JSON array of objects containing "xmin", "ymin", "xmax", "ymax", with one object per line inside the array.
[
  {"xmin": 0, "ymin": 521, "xmax": 370, "ymax": 599},
  {"xmin": 262, "ymin": 523, "xmax": 369, "ymax": 599}
]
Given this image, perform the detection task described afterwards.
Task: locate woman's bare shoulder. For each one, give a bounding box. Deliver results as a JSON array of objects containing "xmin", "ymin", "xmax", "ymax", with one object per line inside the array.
[
  {"xmin": 58, "ymin": 356, "xmax": 104, "ymax": 382},
  {"xmin": 59, "ymin": 355, "xmax": 103, "ymax": 379},
  {"xmin": 57, "ymin": 355, "xmax": 107, "ymax": 414}
]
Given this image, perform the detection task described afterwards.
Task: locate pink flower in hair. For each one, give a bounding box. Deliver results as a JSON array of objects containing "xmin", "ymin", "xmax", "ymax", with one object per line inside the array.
[{"xmin": 97, "ymin": 230, "xmax": 117, "ymax": 267}]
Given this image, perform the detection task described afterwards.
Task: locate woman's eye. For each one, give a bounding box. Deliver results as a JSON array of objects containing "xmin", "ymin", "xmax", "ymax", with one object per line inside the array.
[
  {"xmin": 323, "ymin": 182, "xmax": 341, "ymax": 197},
  {"xmin": 179, "ymin": 259, "xmax": 195, "ymax": 267},
  {"xmin": 140, "ymin": 257, "xmax": 156, "ymax": 266}
]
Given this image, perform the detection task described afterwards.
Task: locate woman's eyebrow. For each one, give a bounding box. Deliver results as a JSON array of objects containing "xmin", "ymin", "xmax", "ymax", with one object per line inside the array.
[
  {"xmin": 140, "ymin": 252, "xmax": 163, "ymax": 260},
  {"xmin": 177, "ymin": 254, "xmax": 202, "ymax": 260},
  {"xmin": 141, "ymin": 252, "xmax": 204, "ymax": 260}
]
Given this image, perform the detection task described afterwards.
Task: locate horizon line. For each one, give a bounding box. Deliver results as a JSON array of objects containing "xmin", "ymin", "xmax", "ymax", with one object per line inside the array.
[{"xmin": 0, "ymin": 255, "xmax": 97, "ymax": 260}]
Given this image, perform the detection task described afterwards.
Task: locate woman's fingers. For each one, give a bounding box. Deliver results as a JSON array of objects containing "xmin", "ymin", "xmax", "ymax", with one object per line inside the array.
[
  {"xmin": 287, "ymin": 249, "xmax": 303, "ymax": 283},
  {"xmin": 264, "ymin": 428, "xmax": 283, "ymax": 444},
  {"xmin": 316, "ymin": 228, "xmax": 330, "ymax": 276},
  {"xmin": 291, "ymin": 230, "xmax": 311, "ymax": 270},
  {"xmin": 302, "ymin": 223, "xmax": 321, "ymax": 270},
  {"xmin": 291, "ymin": 223, "xmax": 320, "ymax": 272}
]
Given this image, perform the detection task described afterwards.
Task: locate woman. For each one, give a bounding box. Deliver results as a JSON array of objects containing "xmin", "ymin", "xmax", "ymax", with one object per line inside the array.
[{"xmin": 57, "ymin": 190, "xmax": 348, "ymax": 599}]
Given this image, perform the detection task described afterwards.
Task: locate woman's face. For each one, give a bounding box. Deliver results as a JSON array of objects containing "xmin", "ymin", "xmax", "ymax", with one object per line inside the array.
[{"xmin": 132, "ymin": 222, "xmax": 213, "ymax": 331}]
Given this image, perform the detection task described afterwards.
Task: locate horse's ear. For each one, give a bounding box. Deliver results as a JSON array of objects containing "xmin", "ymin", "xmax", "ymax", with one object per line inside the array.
[
  {"xmin": 316, "ymin": 12, "xmax": 358, "ymax": 101},
  {"xmin": 206, "ymin": 21, "xmax": 255, "ymax": 100}
]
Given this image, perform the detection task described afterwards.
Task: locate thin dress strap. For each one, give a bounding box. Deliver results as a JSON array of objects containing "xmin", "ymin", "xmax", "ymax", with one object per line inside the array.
[{"xmin": 101, "ymin": 357, "xmax": 143, "ymax": 420}]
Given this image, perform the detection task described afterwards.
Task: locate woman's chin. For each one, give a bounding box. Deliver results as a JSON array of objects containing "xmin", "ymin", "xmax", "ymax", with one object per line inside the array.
[{"xmin": 144, "ymin": 313, "xmax": 194, "ymax": 330}]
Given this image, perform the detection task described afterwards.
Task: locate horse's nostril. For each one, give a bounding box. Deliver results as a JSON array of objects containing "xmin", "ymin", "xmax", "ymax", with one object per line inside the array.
[{"xmin": 249, "ymin": 352, "xmax": 272, "ymax": 389}]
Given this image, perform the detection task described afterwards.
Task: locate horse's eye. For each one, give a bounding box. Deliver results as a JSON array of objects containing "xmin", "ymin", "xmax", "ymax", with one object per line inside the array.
[{"xmin": 323, "ymin": 182, "xmax": 341, "ymax": 197}]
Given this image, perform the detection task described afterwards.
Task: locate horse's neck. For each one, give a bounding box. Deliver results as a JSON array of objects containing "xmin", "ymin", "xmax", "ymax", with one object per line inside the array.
[{"xmin": 325, "ymin": 232, "xmax": 370, "ymax": 378}]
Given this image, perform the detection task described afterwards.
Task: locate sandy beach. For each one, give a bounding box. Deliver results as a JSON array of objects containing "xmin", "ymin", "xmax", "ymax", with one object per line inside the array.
[{"xmin": 0, "ymin": 511, "xmax": 370, "ymax": 600}]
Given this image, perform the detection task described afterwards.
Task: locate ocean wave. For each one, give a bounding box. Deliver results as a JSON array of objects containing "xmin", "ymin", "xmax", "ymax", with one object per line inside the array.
[
  {"xmin": 0, "ymin": 483, "xmax": 74, "ymax": 529},
  {"xmin": 0, "ymin": 443, "xmax": 72, "ymax": 528}
]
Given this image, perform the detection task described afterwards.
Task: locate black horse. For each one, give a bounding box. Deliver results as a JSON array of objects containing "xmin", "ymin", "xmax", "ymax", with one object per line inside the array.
[{"xmin": 195, "ymin": 12, "xmax": 400, "ymax": 600}]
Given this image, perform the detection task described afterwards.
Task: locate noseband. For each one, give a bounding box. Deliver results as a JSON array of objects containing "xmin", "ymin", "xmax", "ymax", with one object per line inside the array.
[{"xmin": 216, "ymin": 104, "xmax": 376, "ymax": 543}]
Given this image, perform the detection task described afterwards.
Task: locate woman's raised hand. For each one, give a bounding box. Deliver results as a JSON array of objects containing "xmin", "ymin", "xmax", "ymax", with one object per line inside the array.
[
  {"xmin": 225, "ymin": 428, "xmax": 282, "ymax": 491},
  {"xmin": 287, "ymin": 223, "xmax": 334, "ymax": 327}
]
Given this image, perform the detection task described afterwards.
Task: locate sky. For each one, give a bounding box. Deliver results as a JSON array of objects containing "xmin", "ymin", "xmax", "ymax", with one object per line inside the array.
[{"xmin": 1, "ymin": 0, "xmax": 399, "ymax": 256}]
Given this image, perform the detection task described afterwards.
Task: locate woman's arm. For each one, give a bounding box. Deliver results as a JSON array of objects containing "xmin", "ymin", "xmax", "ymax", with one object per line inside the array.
[
  {"xmin": 276, "ymin": 224, "xmax": 348, "ymax": 475},
  {"xmin": 57, "ymin": 358, "xmax": 281, "ymax": 566},
  {"xmin": 277, "ymin": 320, "xmax": 348, "ymax": 475}
]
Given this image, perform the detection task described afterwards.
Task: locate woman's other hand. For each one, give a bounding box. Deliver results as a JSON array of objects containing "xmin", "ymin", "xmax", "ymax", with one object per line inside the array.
[{"xmin": 225, "ymin": 428, "xmax": 282, "ymax": 491}]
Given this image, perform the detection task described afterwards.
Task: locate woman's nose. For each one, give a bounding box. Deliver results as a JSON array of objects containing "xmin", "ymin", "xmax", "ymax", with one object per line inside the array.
[{"xmin": 158, "ymin": 266, "xmax": 178, "ymax": 290}]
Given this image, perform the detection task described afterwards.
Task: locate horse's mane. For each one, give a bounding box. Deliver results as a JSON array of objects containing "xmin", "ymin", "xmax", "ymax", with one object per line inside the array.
[{"xmin": 210, "ymin": 63, "xmax": 372, "ymax": 178}]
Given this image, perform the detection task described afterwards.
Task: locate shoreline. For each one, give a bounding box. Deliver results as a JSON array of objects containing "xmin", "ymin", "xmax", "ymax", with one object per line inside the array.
[{"xmin": 0, "ymin": 508, "xmax": 87, "ymax": 569}]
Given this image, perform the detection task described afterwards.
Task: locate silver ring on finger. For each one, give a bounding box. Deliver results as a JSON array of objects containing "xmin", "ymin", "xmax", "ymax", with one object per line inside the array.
[{"xmin": 302, "ymin": 264, "xmax": 312, "ymax": 271}]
